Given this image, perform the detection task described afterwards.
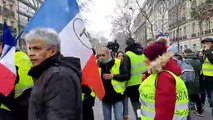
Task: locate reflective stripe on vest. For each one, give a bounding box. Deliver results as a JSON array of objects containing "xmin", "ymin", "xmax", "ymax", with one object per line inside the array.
[
  {"xmin": 111, "ymin": 58, "xmax": 126, "ymax": 94},
  {"xmin": 139, "ymin": 70, "xmax": 189, "ymax": 120},
  {"xmin": 1, "ymin": 51, "xmax": 33, "ymax": 111},
  {"xmin": 14, "ymin": 51, "xmax": 34, "ymax": 98},
  {"xmin": 202, "ymin": 55, "xmax": 213, "ymax": 76},
  {"xmin": 126, "ymin": 51, "xmax": 147, "ymax": 87}
]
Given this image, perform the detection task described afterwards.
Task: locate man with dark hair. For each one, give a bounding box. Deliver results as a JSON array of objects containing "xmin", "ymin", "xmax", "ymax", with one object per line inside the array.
[
  {"xmin": 201, "ymin": 38, "xmax": 213, "ymax": 116},
  {"xmin": 183, "ymin": 48, "xmax": 203, "ymax": 116},
  {"xmin": 125, "ymin": 38, "xmax": 147, "ymax": 120}
]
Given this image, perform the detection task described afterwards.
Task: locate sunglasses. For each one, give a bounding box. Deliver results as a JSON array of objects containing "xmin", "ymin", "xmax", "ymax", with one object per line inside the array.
[{"xmin": 97, "ymin": 54, "xmax": 106, "ymax": 57}]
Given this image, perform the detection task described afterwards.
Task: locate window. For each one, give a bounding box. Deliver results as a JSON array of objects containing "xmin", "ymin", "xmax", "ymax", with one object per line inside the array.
[
  {"xmin": 183, "ymin": 26, "xmax": 186, "ymax": 37},
  {"xmin": 193, "ymin": 44, "xmax": 196, "ymax": 51},
  {"xmin": 4, "ymin": 18, "xmax": 7, "ymax": 22},
  {"xmin": 192, "ymin": 23, "xmax": 195, "ymax": 34},
  {"xmin": 10, "ymin": 4, "xmax": 13, "ymax": 10},
  {"xmin": 11, "ymin": 21, "xmax": 14, "ymax": 27}
]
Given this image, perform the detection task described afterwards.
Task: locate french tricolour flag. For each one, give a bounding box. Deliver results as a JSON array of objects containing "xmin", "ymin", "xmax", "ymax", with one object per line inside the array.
[
  {"xmin": 24, "ymin": 0, "xmax": 105, "ymax": 99},
  {"xmin": 0, "ymin": 22, "xmax": 16, "ymax": 96}
]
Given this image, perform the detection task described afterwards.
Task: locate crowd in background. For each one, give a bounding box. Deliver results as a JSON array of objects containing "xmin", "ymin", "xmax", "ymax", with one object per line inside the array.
[{"xmin": 0, "ymin": 27, "xmax": 212, "ymax": 120}]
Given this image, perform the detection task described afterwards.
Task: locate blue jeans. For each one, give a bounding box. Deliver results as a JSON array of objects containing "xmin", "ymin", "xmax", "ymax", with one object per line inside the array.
[{"xmin": 102, "ymin": 101, "xmax": 123, "ymax": 120}]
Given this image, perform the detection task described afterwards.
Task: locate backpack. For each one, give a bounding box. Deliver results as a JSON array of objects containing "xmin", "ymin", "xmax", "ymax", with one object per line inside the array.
[{"xmin": 177, "ymin": 60, "xmax": 196, "ymax": 83}]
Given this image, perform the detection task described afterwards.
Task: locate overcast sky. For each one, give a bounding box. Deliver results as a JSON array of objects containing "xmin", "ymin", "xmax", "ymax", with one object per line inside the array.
[
  {"xmin": 81, "ymin": 0, "xmax": 116, "ymax": 40},
  {"xmin": 81, "ymin": 0, "xmax": 145, "ymax": 41}
]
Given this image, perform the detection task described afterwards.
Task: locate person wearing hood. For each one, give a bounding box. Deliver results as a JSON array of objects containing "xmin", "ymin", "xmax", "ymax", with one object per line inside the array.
[
  {"xmin": 125, "ymin": 37, "xmax": 147, "ymax": 120},
  {"xmin": 183, "ymin": 49, "xmax": 203, "ymax": 116},
  {"xmin": 139, "ymin": 40, "xmax": 189, "ymax": 120},
  {"xmin": 25, "ymin": 28, "xmax": 82, "ymax": 120}
]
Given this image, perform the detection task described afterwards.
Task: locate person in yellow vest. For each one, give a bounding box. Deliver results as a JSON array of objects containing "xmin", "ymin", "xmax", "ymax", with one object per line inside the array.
[
  {"xmin": 97, "ymin": 47, "xmax": 130, "ymax": 120},
  {"xmin": 139, "ymin": 40, "xmax": 189, "ymax": 120},
  {"xmin": 125, "ymin": 37, "xmax": 147, "ymax": 120},
  {"xmin": 201, "ymin": 38, "xmax": 213, "ymax": 115},
  {"xmin": 116, "ymin": 51, "xmax": 129, "ymax": 120},
  {"xmin": 0, "ymin": 40, "xmax": 33, "ymax": 120}
]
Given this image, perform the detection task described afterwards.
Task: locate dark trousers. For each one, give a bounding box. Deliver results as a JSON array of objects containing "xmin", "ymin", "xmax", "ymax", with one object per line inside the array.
[
  {"xmin": 189, "ymin": 94, "xmax": 203, "ymax": 114},
  {"xmin": 82, "ymin": 97, "xmax": 95, "ymax": 120},
  {"xmin": 83, "ymin": 103, "xmax": 94, "ymax": 120},
  {"xmin": 126, "ymin": 85, "xmax": 141, "ymax": 120},
  {"xmin": 200, "ymin": 74, "xmax": 206, "ymax": 105},
  {"xmin": 0, "ymin": 109, "xmax": 14, "ymax": 120}
]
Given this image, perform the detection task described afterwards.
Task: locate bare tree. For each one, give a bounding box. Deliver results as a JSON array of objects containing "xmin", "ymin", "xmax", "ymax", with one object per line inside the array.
[
  {"xmin": 189, "ymin": 0, "xmax": 213, "ymax": 41},
  {"xmin": 78, "ymin": 0, "xmax": 93, "ymax": 13},
  {"xmin": 156, "ymin": 0, "xmax": 170, "ymax": 34},
  {"xmin": 135, "ymin": 0, "xmax": 155, "ymax": 40},
  {"xmin": 111, "ymin": 1, "xmax": 133, "ymax": 38}
]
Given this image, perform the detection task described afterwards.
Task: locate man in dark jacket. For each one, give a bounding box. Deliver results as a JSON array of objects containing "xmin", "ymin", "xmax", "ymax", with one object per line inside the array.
[
  {"xmin": 97, "ymin": 47, "xmax": 130, "ymax": 120},
  {"xmin": 25, "ymin": 28, "xmax": 82, "ymax": 120},
  {"xmin": 201, "ymin": 38, "xmax": 213, "ymax": 116},
  {"xmin": 125, "ymin": 38, "xmax": 146, "ymax": 120},
  {"xmin": 183, "ymin": 49, "xmax": 203, "ymax": 116}
]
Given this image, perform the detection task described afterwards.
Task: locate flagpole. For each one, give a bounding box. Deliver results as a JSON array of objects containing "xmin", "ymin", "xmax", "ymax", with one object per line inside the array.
[{"xmin": 15, "ymin": 30, "xmax": 24, "ymax": 42}]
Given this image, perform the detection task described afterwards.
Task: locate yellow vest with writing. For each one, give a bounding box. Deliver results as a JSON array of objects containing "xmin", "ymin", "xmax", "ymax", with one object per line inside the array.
[
  {"xmin": 126, "ymin": 51, "xmax": 147, "ymax": 87},
  {"xmin": 202, "ymin": 51, "xmax": 213, "ymax": 76},
  {"xmin": 1, "ymin": 51, "xmax": 33, "ymax": 111},
  {"xmin": 139, "ymin": 70, "xmax": 189, "ymax": 120}
]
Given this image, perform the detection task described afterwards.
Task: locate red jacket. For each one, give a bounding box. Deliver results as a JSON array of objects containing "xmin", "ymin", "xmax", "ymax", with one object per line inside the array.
[{"xmin": 142, "ymin": 53, "xmax": 182, "ymax": 120}]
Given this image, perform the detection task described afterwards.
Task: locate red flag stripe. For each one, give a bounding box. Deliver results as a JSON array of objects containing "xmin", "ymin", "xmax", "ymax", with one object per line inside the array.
[
  {"xmin": 0, "ymin": 63, "xmax": 16, "ymax": 96},
  {"xmin": 82, "ymin": 55, "xmax": 105, "ymax": 100}
]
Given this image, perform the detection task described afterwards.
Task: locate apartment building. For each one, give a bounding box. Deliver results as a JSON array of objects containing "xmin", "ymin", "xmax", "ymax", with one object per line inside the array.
[
  {"xmin": 169, "ymin": 0, "xmax": 213, "ymax": 51},
  {"xmin": 131, "ymin": 0, "xmax": 213, "ymax": 51},
  {"xmin": 0, "ymin": 0, "xmax": 17, "ymax": 34},
  {"xmin": 0, "ymin": 0, "xmax": 42, "ymax": 36},
  {"xmin": 131, "ymin": 0, "xmax": 170, "ymax": 46}
]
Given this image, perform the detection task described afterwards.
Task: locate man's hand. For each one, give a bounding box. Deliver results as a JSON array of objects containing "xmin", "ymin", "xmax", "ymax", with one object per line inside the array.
[{"xmin": 103, "ymin": 73, "xmax": 114, "ymax": 80}]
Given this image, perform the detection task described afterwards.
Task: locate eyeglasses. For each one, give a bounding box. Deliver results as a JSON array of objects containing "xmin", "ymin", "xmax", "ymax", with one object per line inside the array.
[{"xmin": 97, "ymin": 54, "xmax": 106, "ymax": 57}]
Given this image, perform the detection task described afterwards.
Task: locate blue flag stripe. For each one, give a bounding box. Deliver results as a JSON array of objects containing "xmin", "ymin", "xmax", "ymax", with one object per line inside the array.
[
  {"xmin": 24, "ymin": 0, "xmax": 79, "ymax": 33},
  {"xmin": 2, "ymin": 22, "xmax": 16, "ymax": 46}
]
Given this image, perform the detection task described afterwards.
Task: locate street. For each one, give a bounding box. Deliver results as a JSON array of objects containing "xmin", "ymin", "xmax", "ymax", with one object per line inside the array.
[{"xmin": 94, "ymin": 98, "xmax": 213, "ymax": 120}]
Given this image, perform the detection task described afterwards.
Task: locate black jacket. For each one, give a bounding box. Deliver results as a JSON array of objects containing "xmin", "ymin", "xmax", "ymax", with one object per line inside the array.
[
  {"xmin": 100, "ymin": 59, "xmax": 130, "ymax": 103},
  {"xmin": 184, "ymin": 53, "xmax": 202, "ymax": 95},
  {"xmin": 203, "ymin": 49, "xmax": 213, "ymax": 64},
  {"xmin": 28, "ymin": 52, "xmax": 82, "ymax": 120}
]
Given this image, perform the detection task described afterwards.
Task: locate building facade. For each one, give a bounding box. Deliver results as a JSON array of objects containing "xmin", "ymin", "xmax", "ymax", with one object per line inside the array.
[
  {"xmin": 131, "ymin": 0, "xmax": 170, "ymax": 46},
  {"xmin": 169, "ymin": 0, "xmax": 213, "ymax": 51},
  {"xmin": 131, "ymin": 0, "xmax": 213, "ymax": 51},
  {"xmin": 0, "ymin": 0, "xmax": 17, "ymax": 34},
  {"xmin": 0, "ymin": 0, "xmax": 42, "ymax": 36}
]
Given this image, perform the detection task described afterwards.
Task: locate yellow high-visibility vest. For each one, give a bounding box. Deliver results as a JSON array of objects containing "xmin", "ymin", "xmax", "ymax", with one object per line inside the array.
[
  {"xmin": 202, "ymin": 51, "xmax": 213, "ymax": 76},
  {"xmin": 139, "ymin": 70, "xmax": 189, "ymax": 120},
  {"xmin": 126, "ymin": 51, "xmax": 147, "ymax": 87},
  {"xmin": 99, "ymin": 58, "xmax": 127, "ymax": 94},
  {"xmin": 1, "ymin": 51, "xmax": 33, "ymax": 111}
]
